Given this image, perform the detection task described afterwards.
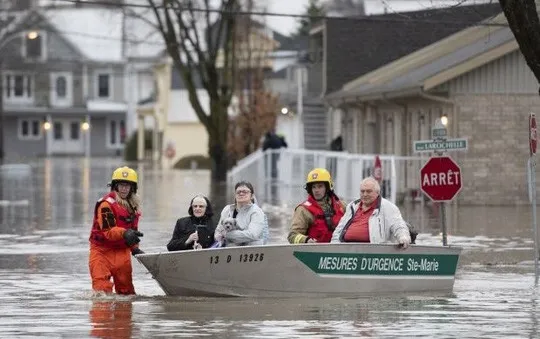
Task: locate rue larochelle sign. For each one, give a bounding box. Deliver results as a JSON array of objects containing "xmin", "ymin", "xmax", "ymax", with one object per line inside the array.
[
  {"xmin": 414, "ymin": 125, "xmax": 468, "ymax": 153},
  {"xmin": 414, "ymin": 138, "xmax": 468, "ymax": 153}
]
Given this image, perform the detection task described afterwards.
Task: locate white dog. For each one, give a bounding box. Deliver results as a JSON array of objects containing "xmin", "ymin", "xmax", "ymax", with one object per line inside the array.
[
  {"xmin": 212, "ymin": 217, "xmax": 239, "ymax": 248},
  {"xmin": 221, "ymin": 217, "xmax": 238, "ymax": 232}
]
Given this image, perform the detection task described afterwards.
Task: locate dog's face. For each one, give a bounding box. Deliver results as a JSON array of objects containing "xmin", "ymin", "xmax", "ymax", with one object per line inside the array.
[{"xmin": 222, "ymin": 217, "xmax": 237, "ymax": 232}]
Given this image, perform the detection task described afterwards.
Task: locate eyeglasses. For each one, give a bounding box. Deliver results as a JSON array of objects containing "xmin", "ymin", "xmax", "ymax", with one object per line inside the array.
[
  {"xmin": 192, "ymin": 205, "xmax": 206, "ymax": 208},
  {"xmin": 236, "ymin": 189, "xmax": 251, "ymax": 195}
]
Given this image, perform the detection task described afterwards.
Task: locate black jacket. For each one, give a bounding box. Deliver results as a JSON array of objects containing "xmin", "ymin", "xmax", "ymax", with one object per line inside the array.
[{"xmin": 167, "ymin": 215, "xmax": 216, "ymax": 251}]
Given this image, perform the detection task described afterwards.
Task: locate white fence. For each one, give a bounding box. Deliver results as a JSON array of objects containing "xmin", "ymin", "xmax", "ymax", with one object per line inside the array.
[{"xmin": 227, "ymin": 149, "xmax": 426, "ymax": 206}]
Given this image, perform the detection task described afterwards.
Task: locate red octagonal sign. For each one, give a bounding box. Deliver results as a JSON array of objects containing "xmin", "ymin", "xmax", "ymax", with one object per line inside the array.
[{"xmin": 420, "ymin": 156, "xmax": 462, "ymax": 202}]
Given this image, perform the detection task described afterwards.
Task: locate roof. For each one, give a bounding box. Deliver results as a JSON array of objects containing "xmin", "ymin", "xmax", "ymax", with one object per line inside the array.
[
  {"xmin": 44, "ymin": 6, "xmax": 164, "ymax": 63},
  {"xmin": 325, "ymin": 25, "xmax": 516, "ymax": 103},
  {"xmin": 45, "ymin": 7, "xmax": 123, "ymax": 62},
  {"xmin": 323, "ymin": 2, "xmax": 503, "ymax": 93}
]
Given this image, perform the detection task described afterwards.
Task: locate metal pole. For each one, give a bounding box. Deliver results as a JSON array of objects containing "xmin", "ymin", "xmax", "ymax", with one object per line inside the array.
[
  {"xmin": 531, "ymin": 157, "xmax": 539, "ymax": 284},
  {"xmin": 441, "ymin": 201, "xmax": 448, "ymax": 246}
]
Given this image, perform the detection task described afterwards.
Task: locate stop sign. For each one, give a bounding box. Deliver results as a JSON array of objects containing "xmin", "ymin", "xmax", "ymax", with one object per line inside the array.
[{"xmin": 420, "ymin": 156, "xmax": 462, "ymax": 202}]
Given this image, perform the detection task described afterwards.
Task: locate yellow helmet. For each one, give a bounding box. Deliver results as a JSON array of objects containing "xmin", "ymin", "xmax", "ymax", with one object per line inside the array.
[
  {"xmin": 110, "ymin": 166, "xmax": 138, "ymax": 192},
  {"xmin": 306, "ymin": 168, "xmax": 334, "ymax": 190}
]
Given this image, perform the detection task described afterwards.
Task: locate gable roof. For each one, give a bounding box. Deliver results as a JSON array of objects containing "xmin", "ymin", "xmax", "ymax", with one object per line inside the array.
[
  {"xmin": 326, "ymin": 24, "xmax": 516, "ymax": 103},
  {"xmin": 324, "ymin": 11, "xmax": 519, "ymax": 104},
  {"xmin": 323, "ymin": 2, "xmax": 502, "ymax": 94},
  {"xmin": 44, "ymin": 6, "xmax": 164, "ymax": 63}
]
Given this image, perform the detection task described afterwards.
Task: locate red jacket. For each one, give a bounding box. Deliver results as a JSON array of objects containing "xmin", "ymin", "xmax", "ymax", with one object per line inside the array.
[
  {"xmin": 300, "ymin": 194, "xmax": 345, "ymax": 243},
  {"xmin": 89, "ymin": 192, "xmax": 140, "ymax": 249}
]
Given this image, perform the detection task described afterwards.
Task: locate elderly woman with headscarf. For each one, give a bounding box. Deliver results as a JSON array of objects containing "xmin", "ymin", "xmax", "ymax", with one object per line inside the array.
[{"xmin": 167, "ymin": 195, "xmax": 216, "ymax": 251}]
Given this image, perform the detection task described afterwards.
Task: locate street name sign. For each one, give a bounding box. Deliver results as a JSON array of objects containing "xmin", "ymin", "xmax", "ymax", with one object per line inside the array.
[{"xmin": 414, "ymin": 138, "xmax": 468, "ymax": 153}]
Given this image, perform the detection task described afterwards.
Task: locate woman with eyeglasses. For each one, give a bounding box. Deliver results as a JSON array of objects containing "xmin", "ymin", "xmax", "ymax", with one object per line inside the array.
[
  {"xmin": 214, "ymin": 181, "xmax": 267, "ymax": 247},
  {"xmin": 167, "ymin": 195, "xmax": 216, "ymax": 251}
]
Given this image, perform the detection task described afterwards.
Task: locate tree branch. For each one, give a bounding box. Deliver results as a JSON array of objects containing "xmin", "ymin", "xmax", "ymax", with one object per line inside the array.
[{"xmin": 499, "ymin": 0, "xmax": 540, "ymax": 83}]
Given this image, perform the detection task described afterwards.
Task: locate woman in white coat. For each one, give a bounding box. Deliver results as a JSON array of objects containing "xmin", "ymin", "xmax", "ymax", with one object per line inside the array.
[{"xmin": 214, "ymin": 181, "xmax": 267, "ymax": 247}]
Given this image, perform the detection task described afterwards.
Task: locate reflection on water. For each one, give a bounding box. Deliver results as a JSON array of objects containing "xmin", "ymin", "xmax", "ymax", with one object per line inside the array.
[
  {"xmin": 89, "ymin": 299, "xmax": 134, "ymax": 339},
  {"xmin": 0, "ymin": 157, "xmax": 539, "ymax": 338}
]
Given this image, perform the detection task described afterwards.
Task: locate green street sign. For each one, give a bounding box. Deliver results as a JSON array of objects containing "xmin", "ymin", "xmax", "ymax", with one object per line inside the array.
[
  {"xmin": 293, "ymin": 251, "xmax": 459, "ymax": 276},
  {"xmin": 432, "ymin": 128, "xmax": 447, "ymax": 138},
  {"xmin": 413, "ymin": 138, "xmax": 468, "ymax": 153}
]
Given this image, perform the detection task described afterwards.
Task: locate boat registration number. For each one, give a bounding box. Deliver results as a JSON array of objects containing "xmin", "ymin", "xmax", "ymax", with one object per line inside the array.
[{"xmin": 209, "ymin": 252, "xmax": 264, "ymax": 264}]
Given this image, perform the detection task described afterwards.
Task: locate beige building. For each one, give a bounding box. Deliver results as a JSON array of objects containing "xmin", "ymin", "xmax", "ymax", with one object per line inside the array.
[{"xmin": 325, "ymin": 13, "xmax": 538, "ymax": 205}]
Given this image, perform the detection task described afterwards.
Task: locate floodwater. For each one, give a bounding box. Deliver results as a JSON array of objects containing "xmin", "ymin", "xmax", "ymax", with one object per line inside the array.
[{"xmin": 0, "ymin": 157, "xmax": 538, "ymax": 338}]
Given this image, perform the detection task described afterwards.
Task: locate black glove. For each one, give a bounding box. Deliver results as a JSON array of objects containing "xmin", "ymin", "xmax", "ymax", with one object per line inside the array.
[
  {"xmin": 131, "ymin": 247, "xmax": 145, "ymax": 256},
  {"xmin": 123, "ymin": 229, "xmax": 144, "ymax": 246}
]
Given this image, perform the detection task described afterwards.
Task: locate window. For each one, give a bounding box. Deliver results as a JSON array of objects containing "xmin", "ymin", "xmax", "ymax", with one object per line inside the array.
[
  {"xmin": 70, "ymin": 122, "xmax": 80, "ymax": 140},
  {"xmin": 53, "ymin": 122, "xmax": 63, "ymax": 140},
  {"xmin": 56, "ymin": 76, "xmax": 66, "ymax": 98},
  {"xmin": 98, "ymin": 74, "xmax": 110, "ymax": 98},
  {"xmin": 107, "ymin": 119, "xmax": 126, "ymax": 148},
  {"xmin": 4, "ymin": 73, "xmax": 33, "ymax": 102},
  {"xmin": 22, "ymin": 31, "xmax": 46, "ymax": 60},
  {"xmin": 18, "ymin": 119, "xmax": 42, "ymax": 140}
]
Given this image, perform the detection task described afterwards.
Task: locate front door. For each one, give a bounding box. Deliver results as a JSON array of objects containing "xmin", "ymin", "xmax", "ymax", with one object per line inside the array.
[{"xmin": 50, "ymin": 119, "xmax": 84, "ymax": 154}]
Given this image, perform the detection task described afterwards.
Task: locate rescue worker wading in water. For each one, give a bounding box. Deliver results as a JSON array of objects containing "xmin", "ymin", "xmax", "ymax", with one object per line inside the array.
[
  {"xmin": 88, "ymin": 166, "xmax": 144, "ymax": 295},
  {"xmin": 288, "ymin": 168, "xmax": 347, "ymax": 244}
]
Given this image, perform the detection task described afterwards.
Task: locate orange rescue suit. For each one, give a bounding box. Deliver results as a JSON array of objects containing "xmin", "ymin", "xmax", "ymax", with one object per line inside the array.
[
  {"xmin": 88, "ymin": 191, "xmax": 141, "ymax": 295},
  {"xmin": 301, "ymin": 194, "xmax": 345, "ymax": 243}
]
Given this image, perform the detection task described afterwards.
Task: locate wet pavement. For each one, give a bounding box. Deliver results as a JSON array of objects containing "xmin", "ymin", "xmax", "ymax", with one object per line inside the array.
[{"xmin": 0, "ymin": 157, "xmax": 538, "ymax": 338}]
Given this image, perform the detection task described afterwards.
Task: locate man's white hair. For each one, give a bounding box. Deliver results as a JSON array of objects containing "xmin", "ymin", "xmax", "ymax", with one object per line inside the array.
[{"xmin": 360, "ymin": 176, "xmax": 381, "ymax": 193}]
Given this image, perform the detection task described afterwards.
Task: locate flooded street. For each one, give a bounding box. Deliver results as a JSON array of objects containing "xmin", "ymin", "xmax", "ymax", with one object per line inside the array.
[{"xmin": 0, "ymin": 157, "xmax": 539, "ymax": 338}]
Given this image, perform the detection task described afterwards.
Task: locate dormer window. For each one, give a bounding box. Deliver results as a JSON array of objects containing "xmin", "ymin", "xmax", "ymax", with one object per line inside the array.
[{"xmin": 22, "ymin": 31, "xmax": 46, "ymax": 61}]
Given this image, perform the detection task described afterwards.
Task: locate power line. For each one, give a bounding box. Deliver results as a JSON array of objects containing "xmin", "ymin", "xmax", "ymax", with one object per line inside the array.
[{"xmin": 51, "ymin": 0, "xmax": 508, "ymax": 27}]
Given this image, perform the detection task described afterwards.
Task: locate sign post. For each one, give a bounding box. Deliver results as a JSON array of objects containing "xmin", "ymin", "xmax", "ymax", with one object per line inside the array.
[
  {"xmin": 414, "ymin": 118, "xmax": 464, "ymax": 246},
  {"xmin": 529, "ymin": 113, "xmax": 538, "ymax": 284}
]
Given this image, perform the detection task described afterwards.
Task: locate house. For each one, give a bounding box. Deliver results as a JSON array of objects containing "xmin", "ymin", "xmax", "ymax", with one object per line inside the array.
[
  {"xmin": 323, "ymin": 4, "xmax": 540, "ymax": 204},
  {"xmin": 0, "ymin": 2, "xmax": 163, "ymax": 159},
  {"xmin": 303, "ymin": 3, "xmax": 502, "ymax": 152}
]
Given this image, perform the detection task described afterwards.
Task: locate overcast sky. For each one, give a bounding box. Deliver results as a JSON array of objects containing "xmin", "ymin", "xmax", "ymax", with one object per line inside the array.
[{"xmin": 266, "ymin": 0, "xmax": 494, "ymax": 35}]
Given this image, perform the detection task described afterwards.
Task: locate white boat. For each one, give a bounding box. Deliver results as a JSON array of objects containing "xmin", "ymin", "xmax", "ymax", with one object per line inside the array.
[{"xmin": 135, "ymin": 243, "xmax": 462, "ymax": 297}]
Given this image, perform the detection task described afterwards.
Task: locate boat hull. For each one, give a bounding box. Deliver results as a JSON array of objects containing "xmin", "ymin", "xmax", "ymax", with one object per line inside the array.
[{"xmin": 136, "ymin": 243, "xmax": 461, "ymax": 297}]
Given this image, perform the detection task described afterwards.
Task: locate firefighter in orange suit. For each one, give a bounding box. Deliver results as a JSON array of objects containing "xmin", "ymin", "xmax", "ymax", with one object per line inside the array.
[
  {"xmin": 288, "ymin": 168, "xmax": 347, "ymax": 244},
  {"xmin": 89, "ymin": 166, "xmax": 144, "ymax": 295}
]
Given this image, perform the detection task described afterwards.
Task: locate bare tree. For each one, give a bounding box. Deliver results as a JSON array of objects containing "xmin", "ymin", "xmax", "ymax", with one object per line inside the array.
[
  {"xmin": 146, "ymin": 0, "xmax": 241, "ymax": 181},
  {"xmin": 499, "ymin": 0, "xmax": 540, "ymax": 87}
]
